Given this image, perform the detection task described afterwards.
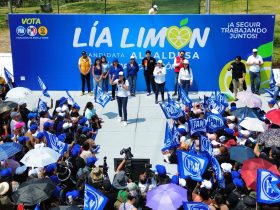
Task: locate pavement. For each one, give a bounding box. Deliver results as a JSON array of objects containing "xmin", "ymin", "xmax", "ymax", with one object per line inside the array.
[{"xmin": 18, "ymin": 90, "xmax": 273, "ymax": 181}]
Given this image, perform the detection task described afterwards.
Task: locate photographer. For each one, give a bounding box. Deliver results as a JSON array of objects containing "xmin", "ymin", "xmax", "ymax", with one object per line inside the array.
[{"xmin": 112, "ymin": 72, "xmax": 129, "ymax": 127}]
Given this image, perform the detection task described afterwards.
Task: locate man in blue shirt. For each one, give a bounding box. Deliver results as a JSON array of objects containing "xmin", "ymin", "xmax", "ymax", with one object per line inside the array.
[{"xmin": 109, "ymin": 59, "xmax": 123, "ymax": 100}]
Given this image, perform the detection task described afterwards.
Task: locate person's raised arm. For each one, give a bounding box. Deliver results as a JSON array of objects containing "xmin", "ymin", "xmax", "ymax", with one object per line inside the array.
[{"xmin": 116, "ymin": 158, "xmax": 126, "ymax": 173}]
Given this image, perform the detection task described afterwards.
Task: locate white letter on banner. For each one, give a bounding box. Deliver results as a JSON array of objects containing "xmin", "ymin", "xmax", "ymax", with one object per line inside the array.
[
  {"xmin": 143, "ymin": 27, "xmax": 167, "ymax": 48},
  {"xmin": 96, "ymin": 27, "xmax": 112, "ymax": 47},
  {"xmin": 89, "ymin": 21, "xmax": 98, "ymax": 47},
  {"xmin": 137, "ymin": 27, "xmax": 145, "ymax": 47},
  {"xmin": 189, "ymin": 27, "xmax": 210, "ymax": 48},
  {"xmin": 120, "ymin": 28, "xmax": 135, "ymax": 48},
  {"xmin": 73, "ymin": 28, "xmax": 87, "ymax": 47}
]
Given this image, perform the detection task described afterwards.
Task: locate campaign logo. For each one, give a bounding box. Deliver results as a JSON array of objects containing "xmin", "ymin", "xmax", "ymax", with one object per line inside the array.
[
  {"xmin": 16, "ymin": 26, "xmax": 26, "ymax": 36},
  {"xmin": 262, "ymin": 175, "xmax": 280, "ymax": 200},
  {"xmin": 184, "ymin": 155, "xmax": 201, "ymax": 176},
  {"xmin": 206, "ymin": 114, "xmax": 224, "ymax": 130},
  {"xmin": 38, "ymin": 26, "xmax": 48, "ymax": 36},
  {"xmin": 27, "ymin": 26, "xmax": 37, "ymax": 37}
]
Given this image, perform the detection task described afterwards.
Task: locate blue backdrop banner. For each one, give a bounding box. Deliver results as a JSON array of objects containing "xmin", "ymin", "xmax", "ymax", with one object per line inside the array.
[{"xmin": 8, "ymin": 14, "xmax": 275, "ymax": 91}]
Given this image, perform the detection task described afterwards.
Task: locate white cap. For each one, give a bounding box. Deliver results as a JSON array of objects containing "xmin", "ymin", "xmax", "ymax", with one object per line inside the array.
[
  {"xmin": 201, "ymin": 179, "xmax": 212, "ymax": 190},
  {"xmin": 221, "ymin": 163, "xmax": 232, "ymax": 173},
  {"xmin": 226, "ymin": 116, "xmax": 236, "ymax": 121},
  {"xmin": 219, "ymin": 136, "xmax": 226, "ymax": 143},
  {"xmin": 118, "ymin": 71, "xmax": 124, "ymax": 76},
  {"xmin": 252, "ymin": 48, "xmax": 258, "ymax": 52},
  {"xmin": 157, "ymin": 60, "xmax": 163, "ymax": 64},
  {"xmin": 58, "ymin": 112, "xmax": 66, "ymax": 118},
  {"xmin": 62, "ymin": 105, "xmax": 69, "ymax": 112},
  {"xmin": 183, "ymin": 60, "xmax": 189, "ymax": 64},
  {"xmin": 153, "ymin": 5, "xmax": 158, "ymax": 9},
  {"xmin": 63, "ymin": 122, "xmax": 72, "ymax": 129},
  {"xmin": 213, "ymin": 148, "xmax": 221, "ymax": 156},
  {"xmin": 56, "ymin": 107, "xmax": 62, "ymax": 113},
  {"xmin": 179, "ymin": 178, "xmax": 186, "ymax": 187},
  {"xmin": 130, "ymin": 55, "xmax": 135, "ymax": 59}
]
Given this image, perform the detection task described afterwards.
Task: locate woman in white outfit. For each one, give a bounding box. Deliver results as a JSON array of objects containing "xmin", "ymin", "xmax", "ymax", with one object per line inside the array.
[
  {"xmin": 178, "ymin": 59, "xmax": 193, "ymax": 101},
  {"xmin": 153, "ymin": 60, "xmax": 166, "ymax": 104}
]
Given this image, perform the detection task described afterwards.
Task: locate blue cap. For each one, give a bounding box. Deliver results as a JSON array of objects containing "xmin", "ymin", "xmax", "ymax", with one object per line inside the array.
[
  {"xmin": 46, "ymin": 163, "xmax": 57, "ymax": 175},
  {"xmin": 0, "ymin": 167, "xmax": 12, "ymax": 177},
  {"xmin": 225, "ymin": 128, "xmax": 234, "ymax": 136},
  {"xmin": 59, "ymin": 97, "xmax": 67, "ymax": 107},
  {"xmin": 66, "ymin": 190, "xmax": 80, "ymax": 200},
  {"xmin": 71, "ymin": 144, "xmax": 81, "ymax": 157},
  {"xmin": 231, "ymin": 171, "xmax": 241, "ymax": 179},
  {"xmin": 58, "ymin": 133, "xmax": 66, "ymax": 142},
  {"xmin": 30, "ymin": 124, "xmax": 38, "ymax": 132},
  {"xmin": 37, "ymin": 132, "xmax": 45, "ymax": 139},
  {"xmin": 50, "ymin": 175, "xmax": 60, "ymax": 185},
  {"xmin": 171, "ymin": 175, "xmax": 179, "ymax": 185},
  {"xmin": 233, "ymin": 178, "xmax": 245, "ymax": 188},
  {"xmin": 73, "ymin": 103, "xmax": 80, "ymax": 110},
  {"xmin": 82, "ymin": 127, "xmax": 92, "ymax": 134},
  {"xmin": 86, "ymin": 157, "xmax": 98, "ymax": 167},
  {"xmin": 18, "ymin": 136, "xmax": 29, "ymax": 144},
  {"xmin": 113, "ymin": 59, "xmax": 118, "ymax": 63},
  {"xmin": 43, "ymin": 121, "xmax": 54, "ymax": 130},
  {"xmin": 27, "ymin": 113, "xmax": 37, "ymax": 119},
  {"xmin": 230, "ymin": 106, "xmax": 237, "ymax": 112},
  {"xmin": 177, "ymin": 125, "xmax": 186, "ymax": 135},
  {"xmin": 268, "ymin": 99, "xmax": 276, "ymax": 106},
  {"xmin": 155, "ymin": 164, "xmax": 166, "ymax": 176},
  {"xmin": 78, "ymin": 117, "xmax": 87, "ymax": 126}
]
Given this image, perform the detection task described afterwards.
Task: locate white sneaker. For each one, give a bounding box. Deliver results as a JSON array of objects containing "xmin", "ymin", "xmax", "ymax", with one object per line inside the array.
[
  {"xmin": 123, "ymin": 121, "xmax": 127, "ymax": 127},
  {"xmin": 118, "ymin": 117, "xmax": 122, "ymax": 122}
]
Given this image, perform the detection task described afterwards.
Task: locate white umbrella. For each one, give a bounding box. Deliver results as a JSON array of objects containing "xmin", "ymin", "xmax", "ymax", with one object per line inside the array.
[
  {"xmin": 239, "ymin": 117, "xmax": 268, "ymax": 133},
  {"xmin": 237, "ymin": 91, "xmax": 262, "ymax": 108},
  {"xmin": 5, "ymin": 87, "xmax": 32, "ymax": 99},
  {"xmin": 20, "ymin": 147, "xmax": 60, "ymax": 168}
]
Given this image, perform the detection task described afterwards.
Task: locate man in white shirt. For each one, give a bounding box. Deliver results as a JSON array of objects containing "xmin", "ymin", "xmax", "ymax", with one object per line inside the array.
[
  {"xmin": 148, "ymin": 5, "xmax": 158, "ymax": 14},
  {"xmin": 246, "ymin": 48, "xmax": 263, "ymax": 95}
]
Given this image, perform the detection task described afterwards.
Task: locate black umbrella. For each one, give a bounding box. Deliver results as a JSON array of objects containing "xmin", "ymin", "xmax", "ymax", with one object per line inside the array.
[
  {"xmin": 50, "ymin": 206, "xmax": 81, "ymax": 210},
  {"xmin": 12, "ymin": 178, "xmax": 56, "ymax": 206},
  {"xmin": 231, "ymin": 106, "xmax": 259, "ymax": 119},
  {"xmin": 0, "ymin": 101, "xmax": 18, "ymax": 114}
]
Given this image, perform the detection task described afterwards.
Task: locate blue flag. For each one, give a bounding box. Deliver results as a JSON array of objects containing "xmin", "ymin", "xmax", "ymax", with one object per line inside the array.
[
  {"xmin": 205, "ymin": 112, "xmax": 225, "ymax": 133},
  {"xmin": 270, "ymin": 69, "xmax": 276, "ymax": 89},
  {"xmin": 188, "ymin": 118, "xmax": 206, "ymax": 135},
  {"xmin": 159, "ymin": 94, "xmax": 184, "ymax": 119},
  {"xmin": 210, "ymin": 156, "xmax": 224, "ymax": 181},
  {"xmin": 37, "ymin": 98, "xmax": 48, "ymax": 113},
  {"xmin": 199, "ymin": 135, "xmax": 213, "ymax": 156},
  {"xmin": 34, "ymin": 203, "xmax": 40, "ymax": 210},
  {"xmin": 263, "ymin": 88, "xmax": 279, "ymax": 98},
  {"xmin": 177, "ymin": 150, "xmax": 209, "ymax": 181},
  {"xmin": 37, "ymin": 75, "xmax": 50, "ymax": 97},
  {"xmin": 207, "ymin": 99, "xmax": 226, "ymax": 114},
  {"xmin": 189, "ymin": 140, "xmax": 197, "ymax": 154},
  {"xmin": 66, "ymin": 90, "xmax": 75, "ymax": 104},
  {"xmin": 4, "ymin": 67, "xmax": 13, "ymax": 89},
  {"xmin": 43, "ymin": 131, "xmax": 68, "ymax": 155},
  {"xmin": 84, "ymin": 184, "xmax": 108, "ymax": 210},
  {"xmin": 178, "ymin": 84, "xmax": 192, "ymax": 108},
  {"xmin": 257, "ymin": 169, "xmax": 280, "ymax": 204},
  {"xmin": 163, "ymin": 122, "xmax": 176, "ymax": 149},
  {"xmin": 183, "ymin": 202, "xmax": 210, "ymax": 210},
  {"xmin": 94, "ymin": 85, "xmax": 111, "ymax": 108}
]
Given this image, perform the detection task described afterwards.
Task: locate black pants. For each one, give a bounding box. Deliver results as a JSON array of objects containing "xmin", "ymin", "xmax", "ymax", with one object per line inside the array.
[
  {"xmin": 111, "ymin": 84, "xmax": 117, "ymax": 99},
  {"xmin": 117, "ymin": 96, "xmax": 128, "ymax": 121},
  {"xmin": 155, "ymin": 82, "xmax": 165, "ymax": 101},
  {"xmin": 144, "ymin": 74, "xmax": 155, "ymax": 93},
  {"xmin": 81, "ymin": 73, "xmax": 91, "ymax": 93}
]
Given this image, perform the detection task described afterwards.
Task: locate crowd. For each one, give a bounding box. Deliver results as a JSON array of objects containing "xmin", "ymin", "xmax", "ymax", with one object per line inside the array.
[{"xmin": 0, "ymin": 50, "xmax": 279, "ymax": 210}]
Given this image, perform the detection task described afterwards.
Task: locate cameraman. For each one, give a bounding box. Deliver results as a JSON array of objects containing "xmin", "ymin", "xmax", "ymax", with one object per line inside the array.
[{"xmin": 111, "ymin": 71, "xmax": 129, "ymax": 127}]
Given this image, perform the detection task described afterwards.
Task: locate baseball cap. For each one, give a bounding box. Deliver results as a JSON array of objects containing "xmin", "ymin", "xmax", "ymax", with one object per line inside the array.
[{"xmin": 252, "ymin": 49, "xmax": 258, "ymax": 53}]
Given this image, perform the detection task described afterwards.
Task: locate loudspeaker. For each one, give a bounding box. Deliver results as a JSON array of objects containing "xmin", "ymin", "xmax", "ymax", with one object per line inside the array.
[{"xmin": 114, "ymin": 158, "xmax": 150, "ymax": 182}]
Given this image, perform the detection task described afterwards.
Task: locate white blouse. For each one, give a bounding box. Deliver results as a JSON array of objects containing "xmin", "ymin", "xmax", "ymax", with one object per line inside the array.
[
  {"xmin": 153, "ymin": 66, "xmax": 166, "ymax": 84},
  {"xmin": 178, "ymin": 67, "xmax": 193, "ymax": 83}
]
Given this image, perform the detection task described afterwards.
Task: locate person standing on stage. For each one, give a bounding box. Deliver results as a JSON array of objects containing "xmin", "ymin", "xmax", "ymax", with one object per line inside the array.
[
  {"xmin": 101, "ymin": 56, "xmax": 109, "ymax": 93},
  {"xmin": 173, "ymin": 50, "xmax": 185, "ymax": 96},
  {"xmin": 111, "ymin": 71, "xmax": 129, "ymax": 127},
  {"xmin": 178, "ymin": 60, "xmax": 193, "ymax": 100},
  {"xmin": 92, "ymin": 58, "xmax": 103, "ymax": 95},
  {"xmin": 78, "ymin": 51, "xmax": 92, "ymax": 96},
  {"xmin": 126, "ymin": 56, "xmax": 139, "ymax": 96},
  {"xmin": 153, "ymin": 60, "xmax": 166, "ymax": 104},
  {"xmin": 142, "ymin": 50, "xmax": 156, "ymax": 96},
  {"xmin": 109, "ymin": 59, "xmax": 123, "ymax": 101}
]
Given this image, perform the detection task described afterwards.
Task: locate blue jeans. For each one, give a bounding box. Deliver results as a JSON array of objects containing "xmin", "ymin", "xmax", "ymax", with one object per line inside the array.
[
  {"xmin": 174, "ymin": 73, "xmax": 179, "ymax": 94},
  {"xmin": 102, "ymin": 74, "xmax": 109, "ymax": 92},
  {"xmin": 117, "ymin": 96, "xmax": 128, "ymax": 121},
  {"xmin": 274, "ymin": 86, "xmax": 280, "ymax": 100},
  {"xmin": 128, "ymin": 75, "xmax": 137, "ymax": 95},
  {"xmin": 93, "ymin": 75, "xmax": 102, "ymax": 94},
  {"xmin": 249, "ymin": 71, "xmax": 260, "ymax": 94},
  {"xmin": 178, "ymin": 79, "xmax": 190, "ymax": 101}
]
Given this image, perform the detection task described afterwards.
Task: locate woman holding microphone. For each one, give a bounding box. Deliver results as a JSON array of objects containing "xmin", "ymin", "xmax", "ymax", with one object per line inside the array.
[
  {"xmin": 153, "ymin": 60, "xmax": 166, "ymax": 104},
  {"xmin": 178, "ymin": 59, "xmax": 193, "ymax": 101},
  {"xmin": 111, "ymin": 71, "xmax": 129, "ymax": 127}
]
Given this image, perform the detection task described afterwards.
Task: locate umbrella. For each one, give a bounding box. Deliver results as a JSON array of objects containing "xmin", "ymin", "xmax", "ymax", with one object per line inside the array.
[
  {"xmin": 5, "ymin": 87, "xmax": 32, "ymax": 99},
  {"xmin": 0, "ymin": 142, "xmax": 23, "ymax": 161},
  {"xmin": 0, "ymin": 101, "xmax": 18, "ymax": 114},
  {"xmin": 20, "ymin": 147, "xmax": 60, "ymax": 167},
  {"xmin": 12, "ymin": 178, "xmax": 56, "ymax": 206},
  {"xmin": 256, "ymin": 127, "xmax": 280, "ymax": 147},
  {"xmin": 237, "ymin": 91, "xmax": 262, "ymax": 108},
  {"xmin": 266, "ymin": 109, "xmax": 280, "ymax": 126},
  {"xmin": 229, "ymin": 145, "xmax": 255, "ymax": 163},
  {"xmin": 146, "ymin": 183, "xmax": 187, "ymax": 210},
  {"xmin": 50, "ymin": 206, "xmax": 80, "ymax": 210},
  {"xmin": 240, "ymin": 158, "xmax": 280, "ymax": 190},
  {"xmin": 239, "ymin": 117, "xmax": 268, "ymax": 132},
  {"xmin": 231, "ymin": 106, "xmax": 259, "ymax": 119}
]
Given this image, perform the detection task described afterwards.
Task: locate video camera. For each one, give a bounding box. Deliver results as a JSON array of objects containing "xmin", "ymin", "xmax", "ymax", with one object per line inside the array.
[
  {"xmin": 144, "ymin": 163, "xmax": 156, "ymax": 184},
  {"xmin": 99, "ymin": 156, "xmax": 109, "ymax": 179},
  {"xmin": 120, "ymin": 147, "xmax": 134, "ymax": 160},
  {"xmin": 120, "ymin": 147, "xmax": 134, "ymax": 178}
]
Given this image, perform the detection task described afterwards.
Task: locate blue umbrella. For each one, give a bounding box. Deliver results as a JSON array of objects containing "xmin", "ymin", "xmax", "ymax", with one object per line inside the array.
[
  {"xmin": 231, "ymin": 106, "xmax": 259, "ymax": 119},
  {"xmin": 0, "ymin": 142, "xmax": 22, "ymax": 161},
  {"xmin": 229, "ymin": 145, "xmax": 255, "ymax": 163}
]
